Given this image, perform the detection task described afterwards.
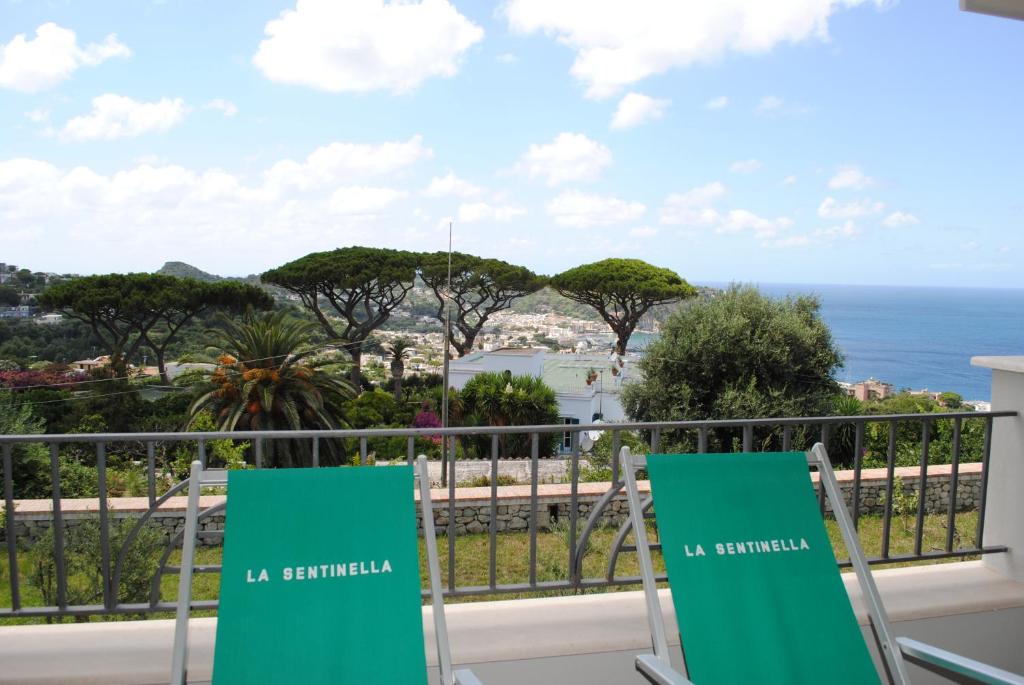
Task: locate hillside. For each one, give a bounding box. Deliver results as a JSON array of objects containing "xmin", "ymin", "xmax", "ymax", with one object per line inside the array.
[{"xmin": 156, "ymin": 262, "xmax": 224, "ymax": 282}]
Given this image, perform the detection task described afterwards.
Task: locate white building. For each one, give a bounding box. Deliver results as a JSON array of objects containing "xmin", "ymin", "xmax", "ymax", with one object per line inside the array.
[{"xmin": 448, "ymin": 347, "xmax": 637, "ymax": 453}]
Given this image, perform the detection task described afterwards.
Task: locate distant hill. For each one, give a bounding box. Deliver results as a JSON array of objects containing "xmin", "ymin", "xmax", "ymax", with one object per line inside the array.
[
  {"xmin": 156, "ymin": 262, "xmax": 224, "ymax": 282},
  {"xmin": 154, "ymin": 262, "xmax": 292, "ymax": 301}
]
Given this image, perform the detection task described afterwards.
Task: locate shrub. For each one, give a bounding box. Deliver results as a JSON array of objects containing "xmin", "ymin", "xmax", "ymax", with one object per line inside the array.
[
  {"xmin": 460, "ymin": 473, "xmax": 519, "ymax": 487},
  {"xmin": 581, "ymin": 431, "xmax": 648, "ymax": 482},
  {"xmin": 623, "ymin": 285, "xmax": 842, "ymax": 453},
  {"xmin": 26, "ymin": 517, "xmax": 164, "ymax": 622}
]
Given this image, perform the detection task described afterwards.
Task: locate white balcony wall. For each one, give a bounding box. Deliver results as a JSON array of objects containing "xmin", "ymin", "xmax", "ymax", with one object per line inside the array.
[{"xmin": 1, "ymin": 562, "xmax": 1021, "ymax": 684}]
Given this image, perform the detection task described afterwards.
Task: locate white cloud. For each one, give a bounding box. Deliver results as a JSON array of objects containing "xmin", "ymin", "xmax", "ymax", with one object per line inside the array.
[
  {"xmin": 769, "ymin": 235, "xmax": 812, "ymax": 248},
  {"xmin": 421, "ymin": 171, "xmax": 482, "ymax": 198},
  {"xmin": 961, "ymin": 240, "xmax": 979, "ymax": 251},
  {"xmin": 629, "ymin": 226, "xmax": 658, "ymax": 237},
  {"xmin": 706, "ymin": 96, "xmax": 729, "ymax": 110},
  {"xmin": 457, "ymin": 202, "xmax": 526, "ymax": 223},
  {"xmin": 755, "ymin": 95, "xmax": 783, "ymax": 113},
  {"xmin": 716, "ymin": 209, "xmax": 793, "ymax": 238},
  {"xmin": 729, "ymin": 158, "xmax": 762, "ymax": 174},
  {"xmin": 515, "ymin": 132, "xmax": 612, "ymax": 186},
  {"xmin": 0, "ymin": 149, "xmax": 449, "ymax": 272},
  {"xmin": 203, "ymin": 99, "xmax": 238, "ymax": 117},
  {"xmin": 0, "ymin": 23, "xmax": 130, "ymax": 92},
  {"xmin": 828, "ymin": 165, "xmax": 874, "ymax": 190},
  {"xmin": 253, "ymin": 0, "xmax": 484, "ymax": 94},
  {"xmin": 782, "ymin": 175, "xmax": 797, "ymax": 185},
  {"xmin": 659, "ymin": 181, "xmax": 791, "ymax": 239},
  {"xmin": 882, "ymin": 210, "xmax": 919, "ymax": 228},
  {"xmin": 59, "ymin": 94, "xmax": 189, "ymax": 141},
  {"xmin": 329, "ymin": 186, "xmax": 404, "ymax": 215},
  {"xmin": 611, "ymin": 92, "xmax": 670, "ymax": 129},
  {"xmin": 546, "ymin": 190, "xmax": 645, "ymax": 228},
  {"xmin": 815, "ymin": 220, "xmax": 860, "ymax": 238},
  {"xmin": 817, "ymin": 196, "xmax": 884, "ymax": 220},
  {"xmin": 660, "ymin": 182, "xmax": 727, "ymax": 224},
  {"xmin": 264, "ymin": 135, "xmax": 433, "ymax": 193},
  {"xmin": 25, "ymin": 109, "xmax": 50, "ymax": 124},
  {"xmin": 767, "ymin": 218, "xmax": 860, "ymax": 248},
  {"xmin": 497, "ymin": 52, "xmax": 518, "ymax": 64},
  {"xmin": 504, "ymin": 1, "xmax": 886, "ymax": 99}
]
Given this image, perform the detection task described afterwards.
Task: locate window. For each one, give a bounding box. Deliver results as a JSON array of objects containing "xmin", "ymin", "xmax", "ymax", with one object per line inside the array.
[{"xmin": 561, "ymin": 417, "xmax": 579, "ymax": 452}]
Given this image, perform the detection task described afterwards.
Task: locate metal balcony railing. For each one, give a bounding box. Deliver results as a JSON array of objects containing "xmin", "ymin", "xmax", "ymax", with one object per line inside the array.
[{"xmin": 0, "ymin": 410, "xmax": 1015, "ymax": 621}]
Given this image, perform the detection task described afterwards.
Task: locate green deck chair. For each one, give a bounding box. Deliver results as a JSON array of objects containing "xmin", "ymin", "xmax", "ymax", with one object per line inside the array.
[
  {"xmin": 621, "ymin": 443, "xmax": 1024, "ymax": 685},
  {"xmin": 170, "ymin": 455, "xmax": 482, "ymax": 685}
]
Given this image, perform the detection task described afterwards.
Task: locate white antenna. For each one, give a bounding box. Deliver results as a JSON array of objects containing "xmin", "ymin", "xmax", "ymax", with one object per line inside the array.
[{"xmin": 440, "ymin": 221, "xmax": 453, "ymax": 486}]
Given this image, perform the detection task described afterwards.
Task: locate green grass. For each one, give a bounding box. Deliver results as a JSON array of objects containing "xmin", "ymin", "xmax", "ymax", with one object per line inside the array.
[{"xmin": 0, "ymin": 510, "xmax": 980, "ymax": 625}]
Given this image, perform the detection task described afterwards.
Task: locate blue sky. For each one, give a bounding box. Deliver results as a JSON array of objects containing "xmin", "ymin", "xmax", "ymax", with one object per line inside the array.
[{"xmin": 1, "ymin": 0, "xmax": 1022, "ymax": 287}]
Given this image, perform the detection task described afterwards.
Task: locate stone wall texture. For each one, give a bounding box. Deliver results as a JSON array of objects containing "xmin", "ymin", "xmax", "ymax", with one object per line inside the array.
[{"xmin": 5, "ymin": 463, "xmax": 982, "ymax": 546}]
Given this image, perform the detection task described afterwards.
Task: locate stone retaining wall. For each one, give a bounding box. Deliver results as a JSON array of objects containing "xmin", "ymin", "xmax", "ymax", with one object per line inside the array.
[{"xmin": 5, "ymin": 463, "xmax": 982, "ymax": 546}]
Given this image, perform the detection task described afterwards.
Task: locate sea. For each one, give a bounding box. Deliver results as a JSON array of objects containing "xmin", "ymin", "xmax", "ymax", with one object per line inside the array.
[{"xmin": 633, "ymin": 283, "xmax": 1024, "ymax": 403}]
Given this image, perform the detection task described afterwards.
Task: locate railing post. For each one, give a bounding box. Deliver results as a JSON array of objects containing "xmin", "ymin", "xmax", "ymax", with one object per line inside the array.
[{"xmin": 971, "ymin": 356, "xmax": 1024, "ymax": 581}]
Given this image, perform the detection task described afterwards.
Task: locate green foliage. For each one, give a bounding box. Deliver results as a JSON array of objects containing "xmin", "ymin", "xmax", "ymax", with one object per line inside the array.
[
  {"xmin": 460, "ymin": 473, "xmax": 519, "ymax": 487},
  {"xmin": 461, "ymin": 371, "xmax": 560, "ymax": 457},
  {"xmin": 189, "ymin": 310, "xmax": 355, "ymax": 466},
  {"xmin": 0, "ymin": 317, "xmax": 97, "ymax": 367},
  {"xmin": 57, "ymin": 456, "xmax": 99, "ymax": 498},
  {"xmin": 0, "ymin": 285, "xmax": 20, "ymax": 307},
  {"xmin": 860, "ymin": 392, "xmax": 985, "ymax": 467},
  {"xmin": 939, "ymin": 392, "xmax": 963, "ymax": 409},
  {"xmin": 383, "ymin": 337, "xmax": 415, "ymax": 400},
  {"xmin": 171, "ymin": 411, "xmax": 250, "ymax": 478},
  {"xmin": 141, "ymin": 279, "xmax": 273, "ymax": 382},
  {"xmin": 881, "ymin": 476, "xmax": 920, "ymax": 532},
  {"xmin": 581, "ymin": 430, "xmax": 648, "ymax": 482},
  {"xmin": 262, "ymin": 247, "xmax": 419, "ymax": 380},
  {"xmin": 344, "ymin": 388, "xmax": 407, "ymax": 428},
  {"xmin": 624, "ymin": 285, "xmax": 842, "ymax": 452},
  {"xmin": 26, "ymin": 518, "xmax": 164, "ymax": 621},
  {"xmin": 38, "ymin": 274, "xmax": 271, "ymax": 380},
  {"xmin": 551, "ymin": 258, "xmax": 696, "ymax": 355},
  {"xmin": 39, "ymin": 273, "xmax": 183, "ymax": 375},
  {"xmin": 0, "ymin": 402, "xmax": 50, "ymax": 498},
  {"xmin": 420, "ymin": 252, "xmax": 546, "ymax": 357}
]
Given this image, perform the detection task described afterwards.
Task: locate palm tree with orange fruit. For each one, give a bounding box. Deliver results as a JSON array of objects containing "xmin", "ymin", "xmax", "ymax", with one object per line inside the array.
[{"xmin": 189, "ymin": 309, "xmax": 356, "ymax": 466}]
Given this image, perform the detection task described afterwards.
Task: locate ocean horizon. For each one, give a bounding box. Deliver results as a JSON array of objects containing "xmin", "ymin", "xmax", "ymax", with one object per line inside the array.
[{"xmin": 635, "ymin": 282, "xmax": 1024, "ymax": 402}]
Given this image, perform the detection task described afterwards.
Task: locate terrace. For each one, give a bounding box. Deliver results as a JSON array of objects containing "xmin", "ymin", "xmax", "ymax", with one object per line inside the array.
[{"xmin": 1, "ymin": 355, "xmax": 1023, "ymax": 684}]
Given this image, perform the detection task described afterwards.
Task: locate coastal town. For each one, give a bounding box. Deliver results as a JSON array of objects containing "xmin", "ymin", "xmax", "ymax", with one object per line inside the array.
[{"xmin": 0, "ymin": 259, "xmax": 992, "ymax": 415}]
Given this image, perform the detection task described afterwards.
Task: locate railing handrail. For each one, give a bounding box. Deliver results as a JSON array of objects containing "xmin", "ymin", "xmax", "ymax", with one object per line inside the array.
[
  {"xmin": 2, "ymin": 410, "xmax": 1017, "ymax": 621},
  {"xmin": 0, "ymin": 410, "xmax": 1015, "ymax": 444}
]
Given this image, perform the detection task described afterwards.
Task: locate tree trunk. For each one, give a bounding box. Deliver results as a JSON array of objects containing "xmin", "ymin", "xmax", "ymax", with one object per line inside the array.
[
  {"xmin": 110, "ymin": 345, "xmax": 128, "ymax": 380},
  {"xmin": 615, "ymin": 332, "xmax": 628, "ymax": 356},
  {"xmin": 391, "ymin": 360, "xmax": 404, "ymax": 401},
  {"xmin": 156, "ymin": 347, "xmax": 169, "ymax": 385},
  {"xmin": 457, "ymin": 330, "xmax": 477, "ymax": 357},
  {"xmin": 349, "ymin": 344, "xmax": 362, "ymax": 387}
]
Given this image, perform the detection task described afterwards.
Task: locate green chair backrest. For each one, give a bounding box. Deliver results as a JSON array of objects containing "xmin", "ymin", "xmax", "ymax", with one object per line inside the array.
[
  {"xmin": 646, "ymin": 451, "xmax": 880, "ymax": 685},
  {"xmin": 211, "ymin": 465, "xmax": 428, "ymax": 685}
]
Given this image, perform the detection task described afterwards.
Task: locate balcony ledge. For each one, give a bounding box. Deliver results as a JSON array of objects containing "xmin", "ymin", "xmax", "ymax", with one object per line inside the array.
[{"xmin": 1, "ymin": 561, "xmax": 1022, "ymax": 684}]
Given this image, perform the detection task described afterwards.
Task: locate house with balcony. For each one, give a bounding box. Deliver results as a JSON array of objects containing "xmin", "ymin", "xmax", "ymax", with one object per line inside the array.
[{"xmin": 449, "ymin": 347, "xmax": 636, "ymax": 451}]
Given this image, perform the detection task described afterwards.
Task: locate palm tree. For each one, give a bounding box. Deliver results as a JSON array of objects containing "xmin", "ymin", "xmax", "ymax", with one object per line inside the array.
[
  {"xmin": 383, "ymin": 337, "xmax": 415, "ymax": 401},
  {"xmin": 189, "ymin": 310, "xmax": 356, "ymax": 466},
  {"xmin": 461, "ymin": 371, "xmax": 559, "ymax": 457}
]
